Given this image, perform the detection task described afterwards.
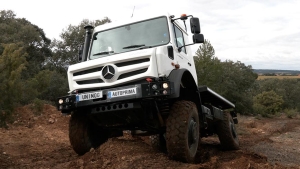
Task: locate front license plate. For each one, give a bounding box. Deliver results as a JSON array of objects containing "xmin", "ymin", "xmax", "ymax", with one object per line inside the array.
[
  {"xmin": 76, "ymin": 91, "xmax": 103, "ymax": 102},
  {"xmin": 107, "ymin": 87, "xmax": 137, "ymax": 98}
]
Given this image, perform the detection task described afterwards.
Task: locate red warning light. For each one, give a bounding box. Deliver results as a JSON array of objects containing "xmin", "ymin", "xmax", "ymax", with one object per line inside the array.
[{"xmin": 180, "ymin": 14, "xmax": 188, "ymax": 20}]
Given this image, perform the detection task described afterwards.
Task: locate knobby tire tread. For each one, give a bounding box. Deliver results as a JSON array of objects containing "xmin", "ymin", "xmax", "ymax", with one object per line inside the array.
[
  {"xmin": 216, "ymin": 112, "xmax": 239, "ymax": 150},
  {"xmin": 166, "ymin": 100, "xmax": 199, "ymax": 163},
  {"xmin": 69, "ymin": 113, "xmax": 108, "ymax": 155}
]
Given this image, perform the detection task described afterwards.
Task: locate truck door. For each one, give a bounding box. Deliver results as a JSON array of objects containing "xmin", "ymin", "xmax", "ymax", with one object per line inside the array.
[{"xmin": 172, "ymin": 24, "xmax": 193, "ymax": 73}]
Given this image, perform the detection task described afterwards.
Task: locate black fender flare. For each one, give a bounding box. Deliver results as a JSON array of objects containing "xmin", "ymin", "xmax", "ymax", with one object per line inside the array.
[
  {"xmin": 168, "ymin": 69, "xmax": 205, "ymax": 127},
  {"xmin": 168, "ymin": 69, "xmax": 198, "ymax": 98}
]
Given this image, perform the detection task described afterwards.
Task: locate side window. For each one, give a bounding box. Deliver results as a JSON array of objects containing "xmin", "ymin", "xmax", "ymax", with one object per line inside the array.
[{"xmin": 173, "ymin": 25, "xmax": 186, "ymax": 54}]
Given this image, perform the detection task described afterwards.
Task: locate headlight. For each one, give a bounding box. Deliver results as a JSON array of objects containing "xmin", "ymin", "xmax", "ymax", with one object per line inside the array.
[
  {"xmin": 58, "ymin": 99, "xmax": 63, "ymax": 104},
  {"xmin": 163, "ymin": 83, "xmax": 169, "ymax": 89}
]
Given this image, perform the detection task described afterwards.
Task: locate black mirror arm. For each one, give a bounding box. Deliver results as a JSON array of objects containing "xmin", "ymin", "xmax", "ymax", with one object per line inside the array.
[
  {"xmin": 178, "ymin": 43, "xmax": 195, "ymax": 52},
  {"xmin": 171, "ymin": 15, "xmax": 193, "ymax": 22}
]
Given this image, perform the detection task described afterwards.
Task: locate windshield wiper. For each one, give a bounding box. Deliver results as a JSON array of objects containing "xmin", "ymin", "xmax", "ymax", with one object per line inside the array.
[
  {"xmin": 138, "ymin": 46, "xmax": 152, "ymax": 49},
  {"xmin": 123, "ymin": 44, "xmax": 145, "ymax": 49},
  {"xmin": 93, "ymin": 51, "xmax": 114, "ymax": 56}
]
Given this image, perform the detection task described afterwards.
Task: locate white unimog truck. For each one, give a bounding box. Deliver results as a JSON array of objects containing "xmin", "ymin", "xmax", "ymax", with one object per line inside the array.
[{"xmin": 57, "ymin": 13, "xmax": 239, "ymax": 163}]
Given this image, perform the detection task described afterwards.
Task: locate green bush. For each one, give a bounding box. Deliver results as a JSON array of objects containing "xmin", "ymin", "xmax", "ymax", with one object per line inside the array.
[
  {"xmin": 284, "ymin": 109, "xmax": 298, "ymax": 119},
  {"xmin": 253, "ymin": 90, "xmax": 284, "ymax": 117},
  {"xmin": 253, "ymin": 103, "xmax": 269, "ymax": 117},
  {"xmin": 31, "ymin": 98, "xmax": 44, "ymax": 115}
]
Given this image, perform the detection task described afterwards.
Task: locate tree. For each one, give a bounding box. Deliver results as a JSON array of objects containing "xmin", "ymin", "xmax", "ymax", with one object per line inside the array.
[
  {"xmin": 21, "ymin": 70, "xmax": 69, "ymax": 104},
  {"xmin": 0, "ymin": 10, "xmax": 52, "ymax": 79},
  {"xmin": 194, "ymin": 40, "xmax": 222, "ymax": 90},
  {"xmin": 0, "ymin": 43, "xmax": 27, "ymax": 127},
  {"xmin": 218, "ymin": 60, "xmax": 258, "ymax": 114},
  {"xmin": 47, "ymin": 18, "xmax": 111, "ymax": 73},
  {"xmin": 194, "ymin": 40, "xmax": 258, "ymax": 114}
]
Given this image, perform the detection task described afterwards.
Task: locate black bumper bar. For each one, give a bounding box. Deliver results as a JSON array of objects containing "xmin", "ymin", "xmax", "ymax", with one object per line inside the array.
[{"xmin": 56, "ymin": 81, "xmax": 174, "ymax": 113}]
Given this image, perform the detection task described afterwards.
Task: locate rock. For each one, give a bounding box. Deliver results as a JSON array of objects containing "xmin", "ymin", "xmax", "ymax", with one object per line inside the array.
[
  {"xmin": 48, "ymin": 118, "xmax": 55, "ymax": 124},
  {"xmin": 89, "ymin": 148, "xmax": 95, "ymax": 153}
]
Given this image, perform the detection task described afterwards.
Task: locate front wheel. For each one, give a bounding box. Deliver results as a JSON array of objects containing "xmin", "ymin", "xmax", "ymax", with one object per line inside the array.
[
  {"xmin": 69, "ymin": 112, "xmax": 108, "ymax": 155},
  {"xmin": 166, "ymin": 100, "xmax": 200, "ymax": 163},
  {"xmin": 149, "ymin": 133, "xmax": 167, "ymax": 152},
  {"xmin": 215, "ymin": 111, "xmax": 239, "ymax": 150}
]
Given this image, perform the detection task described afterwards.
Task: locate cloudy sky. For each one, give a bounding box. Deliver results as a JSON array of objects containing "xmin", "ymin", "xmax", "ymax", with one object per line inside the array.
[{"xmin": 1, "ymin": 0, "xmax": 300, "ymax": 70}]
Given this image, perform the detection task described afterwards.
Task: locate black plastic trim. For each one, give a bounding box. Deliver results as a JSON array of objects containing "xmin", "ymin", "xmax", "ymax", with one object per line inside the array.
[
  {"xmin": 118, "ymin": 68, "xmax": 148, "ymax": 80},
  {"xmin": 73, "ymin": 66, "xmax": 103, "ymax": 76},
  {"xmin": 115, "ymin": 58, "xmax": 150, "ymax": 67}
]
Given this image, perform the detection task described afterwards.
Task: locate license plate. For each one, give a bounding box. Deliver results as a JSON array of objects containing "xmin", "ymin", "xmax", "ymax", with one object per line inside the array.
[
  {"xmin": 107, "ymin": 87, "xmax": 137, "ymax": 98},
  {"xmin": 76, "ymin": 91, "xmax": 103, "ymax": 102}
]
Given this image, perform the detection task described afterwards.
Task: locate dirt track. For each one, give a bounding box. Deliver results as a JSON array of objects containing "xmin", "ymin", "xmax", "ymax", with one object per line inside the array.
[{"xmin": 1, "ymin": 104, "xmax": 300, "ymax": 169}]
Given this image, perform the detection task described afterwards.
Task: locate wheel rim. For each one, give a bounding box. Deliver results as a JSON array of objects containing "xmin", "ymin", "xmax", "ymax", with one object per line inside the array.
[{"xmin": 188, "ymin": 118, "xmax": 198, "ymax": 148}]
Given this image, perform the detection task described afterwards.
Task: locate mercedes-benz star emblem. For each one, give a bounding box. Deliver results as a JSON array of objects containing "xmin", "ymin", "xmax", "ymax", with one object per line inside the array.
[{"xmin": 102, "ymin": 65, "xmax": 115, "ymax": 79}]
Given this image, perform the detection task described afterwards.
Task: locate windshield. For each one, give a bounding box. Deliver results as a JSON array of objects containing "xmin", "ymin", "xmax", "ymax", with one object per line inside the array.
[{"xmin": 89, "ymin": 16, "xmax": 170, "ymax": 60}]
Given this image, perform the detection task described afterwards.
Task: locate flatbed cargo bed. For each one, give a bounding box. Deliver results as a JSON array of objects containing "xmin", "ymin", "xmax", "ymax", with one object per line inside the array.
[{"xmin": 198, "ymin": 86, "xmax": 235, "ymax": 110}]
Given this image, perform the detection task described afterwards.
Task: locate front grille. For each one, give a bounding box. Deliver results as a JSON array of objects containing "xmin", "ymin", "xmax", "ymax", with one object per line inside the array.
[
  {"xmin": 74, "ymin": 66, "xmax": 103, "ymax": 76},
  {"xmin": 76, "ymin": 79, "xmax": 104, "ymax": 85},
  {"xmin": 73, "ymin": 57, "xmax": 150, "ymax": 85},
  {"xmin": 115, "ymin": 58, "xmax": 150, "ymax": 67},
  {"xmin": 118, "ymin": 68, "xmax": 148, "ymax": 80}
]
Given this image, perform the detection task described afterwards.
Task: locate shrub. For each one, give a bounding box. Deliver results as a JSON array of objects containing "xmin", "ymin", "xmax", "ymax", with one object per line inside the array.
[
  {"xmin": 253, "ymin": 103, "xmax": 269, "ymax": 117},
  {"xmin": 253, "ymin": 90, "xmax": 284, "ymax": 117},
  {"xmin": 284, "ymin": 109, "xmax": 298, "ymax": 119},
  {"xmin": 31, "ymin": 98, "xmax": 44, "ymax": 115}
]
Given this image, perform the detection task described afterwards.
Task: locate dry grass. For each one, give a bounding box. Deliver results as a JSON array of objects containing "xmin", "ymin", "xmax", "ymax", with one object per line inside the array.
[{"xmin": 257, "ymin": 76, "xmax": 300, "ymax": 80}]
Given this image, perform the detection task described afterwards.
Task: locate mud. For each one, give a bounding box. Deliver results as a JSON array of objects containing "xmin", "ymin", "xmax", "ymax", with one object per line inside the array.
[{"xmin": 1, "ymin": 104, "xmax": 299, "ymax": 169}]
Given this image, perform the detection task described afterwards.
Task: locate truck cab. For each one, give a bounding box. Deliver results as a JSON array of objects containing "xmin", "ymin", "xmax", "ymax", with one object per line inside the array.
[{"xmin": 57, "ymin": 13, "xmax": 239, "ymax": 163}]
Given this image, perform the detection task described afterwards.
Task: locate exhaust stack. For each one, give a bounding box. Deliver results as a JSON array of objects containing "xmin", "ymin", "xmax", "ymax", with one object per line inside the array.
[{"xmin": 82, "ymin": 25, "xmax": 94, "ymax": 61}]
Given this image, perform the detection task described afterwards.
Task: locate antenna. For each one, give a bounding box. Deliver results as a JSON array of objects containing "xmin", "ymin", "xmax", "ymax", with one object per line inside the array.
[{"xmin": 131, "ymin": 6, "xmax": 135, "ymax": 18}]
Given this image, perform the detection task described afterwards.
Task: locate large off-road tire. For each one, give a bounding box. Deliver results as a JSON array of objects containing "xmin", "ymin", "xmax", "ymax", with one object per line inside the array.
[
  {"xmin": 215, "ymin": 111, "xmax": 239, "ymax": 150},
  {"xmin": 69, "ymin": 112, "xmax": 108, "ymax": 155},
  {"xmin": 149, "ymin": 133, "xmax": 167, "ymax": 152},
  {"xmin": 166, "ymin": 100, "xmax": 200, "ymax": 163}
]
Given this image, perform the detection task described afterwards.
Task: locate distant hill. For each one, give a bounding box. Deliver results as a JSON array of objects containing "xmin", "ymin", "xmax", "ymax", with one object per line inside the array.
[{"xmin": 253, "ymin": 69, "xmax": 300, "ymax": 75}]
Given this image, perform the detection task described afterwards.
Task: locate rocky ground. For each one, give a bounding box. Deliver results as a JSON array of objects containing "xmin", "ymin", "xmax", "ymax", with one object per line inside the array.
[{"xmin": 1, "ymin": 104, "xmax": 300, "ymax": 169}]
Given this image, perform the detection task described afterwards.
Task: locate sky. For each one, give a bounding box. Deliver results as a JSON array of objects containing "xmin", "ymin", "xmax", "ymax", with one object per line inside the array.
[{"xmin": 1, "ymin": 0, "xmax": 300, "ymax": 70}]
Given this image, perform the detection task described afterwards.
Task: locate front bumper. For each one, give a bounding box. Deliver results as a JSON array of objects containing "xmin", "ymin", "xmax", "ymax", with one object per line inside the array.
[{"xmin": 56, "ymin": 81, "xmax": 174, "ymax": 113}]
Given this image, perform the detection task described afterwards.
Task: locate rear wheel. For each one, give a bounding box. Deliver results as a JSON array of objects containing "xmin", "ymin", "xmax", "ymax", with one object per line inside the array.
[
  {"xmin": 215, "ymin": 111, "xmax": 239, "ymax": 150},
  {"xmin": 166, "ymin": 100, "xmax": 199, "ymax": 163},
  {"xmin": 69, "ymin": 112, "xmax": 108, "ymax": 155}
]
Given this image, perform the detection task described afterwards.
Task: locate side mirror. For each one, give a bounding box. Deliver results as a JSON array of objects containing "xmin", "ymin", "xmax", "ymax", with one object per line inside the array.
[
  {"xmin": 193, "ymin": 34, "xmax": 204, "ymax": 43},
  {"xmin": 190, "ymin": 17, "xmax": 200, "ymax": 34},
  {"xmin": 78, "ymin": 45, "xmax": 83, "ymax": 62}
]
